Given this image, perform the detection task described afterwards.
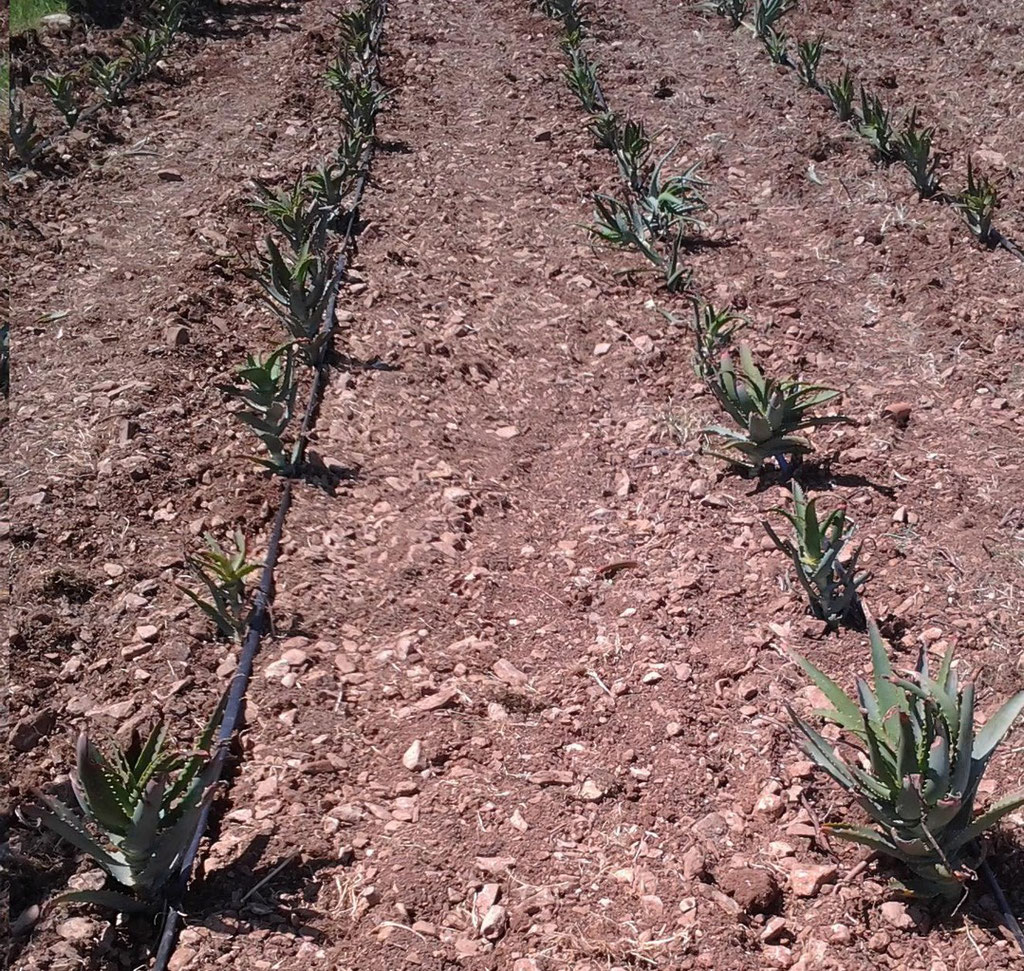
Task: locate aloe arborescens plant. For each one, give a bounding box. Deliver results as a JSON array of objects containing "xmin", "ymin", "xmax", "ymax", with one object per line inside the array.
[
  {"xmin": 764, "ymin": 481, "xmax": 868, "ymax": 629},
  {"xmin": 26, "ymin": 708, "xmax": 226, "ymax": 911},
  {"xmin": 702, "ymin": 343, "xmax": 851, "ymax": 473},
  {"xmin": 788, "ymin": 624, "xmax": 1024, "ymax": 900}
]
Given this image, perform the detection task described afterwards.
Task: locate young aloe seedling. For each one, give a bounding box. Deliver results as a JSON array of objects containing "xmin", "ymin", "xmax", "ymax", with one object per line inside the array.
[
  {"xmin": 589, "ymin": 111, "xmax": 620, "ymax": 151},
  {"xmin": 635, "ymin": 149, "xmax": 709, "ymax": 240},
  {"xmin": 9, "ymin": 92, "xmax": 44, "ymax": 165},
  {"xmin": 796, "ymin": 37, "xmax": 825, "ymax": 89},
  {"xmin": 563, "ymin": 44, "xmax": 603, "ymax": 114},
  {"xmin": 328, "ymin": 69, "xmax": 388, "ymax": 140},
  {"xmin": 250, "ymin": 177, "xmax": 324, "ymax": 252},
  {"xmin": 703, "ymin": 343, "xmax": 851, "ymax": 473},
  {"xmin": 91, "ymin": 57, "xmax": 130, "ymax": 106},
  {"xmin": 179, "ymin": 531, "xmax": 260, "ymax": 641},
  {"xmin": 788, "ymin": 623, "xmax": 1024, "ymax": 900},
  {"xmin": 896, "ymin": 110, "xmax": 940, "ymax": 199},
  {"xmin": 955, "ymin": 158, "xmax": 998, "ymax": 247},
  {"xmin": 764, "ymin": 482, "xmax": 868, "ymax": 629},
  {"xmin": 536, "ymin": 0, "xmax": 585, "ymax": 34},
  {"xmin": 612, "ymin": 117, "xmax": 652, "ymax": 190},
  {"xmin": 306, "ymin": 159, "xmax": 355, "ymax": 213},
  {"xmin": 761, "ymin": 27, "xmax": 790, "ymax": 65},
  {"xmin": 122, "ymin": 30, "xmax": 168, "ymax": 77},
  {"xmin": 695, "ymin": 0, "xmax": 749, "ymax": 28},
  {"xmin": 36, "ymin": 72, "xmax": 80, "ymax": 129},
  {"xmin": 253, "ymin": 238, "xmax": 333, "ymax": 356},
  {"xmin": 825, "ymin": 69, "xmax": 855, "ymax": 122},
  {"xmin": 858, "ymin": 87, "xmax": 898, "ymax": 163},
  {"xmin": 691, "ymin": 301, "xmax": 748, "ymax": 379},
  {"xmin": 589, "ymin": 193, "xmax": 692, "ymax": 293},
  {"xmin": 221, "ymin": 344, "xmax": 299, "ymax": 474},
  {"xmin": 334, "ymin": 4, "xmax": 378, "ymax": 68},
  {"xmin": 753, "ymin": 0, "xmax": 794, "ymax": 39},
  {"xmin": 25, "ymin": 701, "xmax": 227, "ymax": 912}
]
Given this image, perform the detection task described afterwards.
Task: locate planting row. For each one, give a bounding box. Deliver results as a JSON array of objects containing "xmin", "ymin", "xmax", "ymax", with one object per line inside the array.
[
  {"xmin": 14, "ymin": 1, "xmax": 389, "ymax": 966},
  {"xmin": 10, "ymin": 0, "xmax": 196, "ymax": 168},
  {"xmin": 534, "ymin": 0, "xmax": 1024, "ymax": 924},
  {"xmin": 697, "ymin": 0, "xmax": 1023, "ymax": 260}
]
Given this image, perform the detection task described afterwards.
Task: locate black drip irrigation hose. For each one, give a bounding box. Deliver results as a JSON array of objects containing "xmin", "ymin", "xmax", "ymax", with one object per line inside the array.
[
  {"xmin": 149, "ymin": 9, "xmax": 386, "ymax": 969},
  {"xmin": 981, "ymin": 858, "xmax": 1024, "ymax": 956}
]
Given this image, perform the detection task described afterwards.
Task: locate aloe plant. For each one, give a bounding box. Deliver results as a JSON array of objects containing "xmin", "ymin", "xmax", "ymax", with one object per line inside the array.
[
  {"xmin": 897, "ymin": 110, "xmax": 940, "ymax": 198},
  {"xmin": 589, "ymin": 110, "xmax": 620, "ymax": 150},
  {"xmin": 327, "ymin": 68, "xmax": 388, "ymax": 140},
  {"xmin": 590, "ymin": 192, "xmax": 692, "ymax": 293},
  {"xmin": 250, "ymin": 178, "xmax": 325, "ymax": 252},
  {"xmin": 9, "ymin": 92, "xmax": 44, "ymax": 165},
  {"xmin": 91, "ymin": 58, "xmax": 130, "ymax": 107},
  {"xmin": 788, "ymin": 624, "xmax": 1024, "ymax": 900},
  {"xmin": 25, "ymin": 705, "xmax": 226, "ymax": 911},
  {"xmin": 636, "ymin": 150, "xmax": 709, "ymax": 239},
  {"xmin": 36, "ymin": 72, "xmax": 80, "ymax": 129},
  {"xmin": 691, "ymin": 302, "xmax": 748, "ymax": 378},
  {"xmin": 753, "ymin": 0, "xmax": 794, "ymax": 39},
  {"xmin": 761, "ymin": 27, "xmax": 790, "ymax": 65},
  {"xmin": 179, "ymin": 531, "xmax": 260, "ymax": 641},
  {"xmin": 796, "ymin": 37, "xmax": 825, "ymax": 89},
  {"xmin": 764, "ymin": 482, "xmax": 867, "ymax": 628},
  {"xmin": 253, "ymin": 238, "xmax": 333, "ymax": 354},
  {"xmin": 703, "ymin": 343, "xmax": 851, "ymax": 472},
  {"xmin": 563, "ymin": 44, "xmax": 602, "ymax": 114},
  {"xmin": 611, "ymin": 117, "xmax": 652, "ymax": 189},
  {"xmin": 955, "ymin": 158, "xmax": 998, "ymax": 247},
  {"xmin": 221, "ymin": 344, "xmax": 298, "ymax": 474},
  {"xmin": 695, "ymin": 0, "xmax": 749, "ymax": 28},
  {"xmin": 122, "ymin": 29, "xmax": 168, "ymax": 77},
  {"xmin": 825, "ymin": 69, "xmax": 855, "ymax": 122},
  {"xmin": 858, "ymin": 87, "xmax": 898, "ymax": 163}
]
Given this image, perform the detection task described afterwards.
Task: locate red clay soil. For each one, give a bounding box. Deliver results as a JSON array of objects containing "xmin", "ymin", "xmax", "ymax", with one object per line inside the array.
[{"xmin": 6, "ymin": 0, "xmax": 1024, "ymax": 970}]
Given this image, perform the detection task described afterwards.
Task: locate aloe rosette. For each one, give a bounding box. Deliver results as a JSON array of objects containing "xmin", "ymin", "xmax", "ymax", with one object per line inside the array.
[{"xmin": 788, "ymin": 623, "xmax": 1024, "ymax": 899}]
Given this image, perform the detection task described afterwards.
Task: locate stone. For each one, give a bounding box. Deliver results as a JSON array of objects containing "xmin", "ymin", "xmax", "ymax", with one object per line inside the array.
[
  {"xmin": 10, "ymin": 709, "xmax": 55, "ymax": 753},
  {"xmin": 579, "ymin": 778, "xmax": 605, "ymax": 801},
  {"xmin": 280, "ymin": 648, "xmax": 309, "ymax": 666},
  {"xmin": 168, "ymin": 947, "xmax": 197, "ymax": 970},
  {"xmin": 755, "ymin": 789, "xmax": 785, "ymax": 819},
  {"xmin": 494, "ymin": 425, "xmax": 519, "ymax": 439},
  {"xmin": 682, "ymin": 845, "xmax": 706, "ymax": 881},
  {"xmin": 57, "ymin": 916, "xmax": 98, "ymax": 941},
  {"xmin": 492, "ymin": 658, "xmax": 528, "ymax": 686},
  {"xmin": 480, "ymin": 904, "xmax": 507, "ymax": 941},
  {"xmin": 760, "ymin": 916, "xmax": 789, "ymax": 943},
  {"xmin": 165, "ymin": 325, "xmax": 190, "ymax": 347},
  {"xmin": 40, "ymin": 13, "xmax": 73, "ymax": 30},
  {"xmin": 528, "ymin": 769, "xmax": 574, "ymax": 786},
  {"xmin": 880, "ymin": 900, "xmax": 914, "ymax": 929},
  {"xmin": 136, "ymin": 624, "xmax": 159, "ymax": 642},
  {"xmin": 402, "ymin": 739, "xmax": 424, "ymax": 771},
  {"xmin": 763, "ymin": 944, "xmax": 794, "ymax": 968},
  {"xmin": 789, "ymin": 863, "xmax": 838, "ymax": 897},
  {"xmin": 883, "ymin": 401, "xmax": 912, "ymax": 427},
  {"xmin": 718, "ymin": 866, "xmax": 781, "ymax": 915},
  {"xmin": 827, "ymin": 923, "xmax": 851, "ymax": 944}
]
